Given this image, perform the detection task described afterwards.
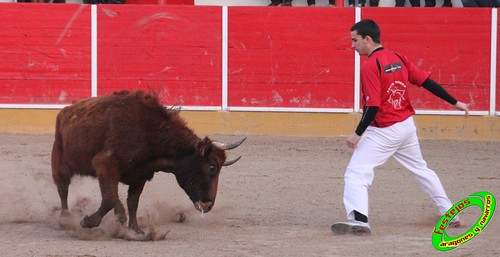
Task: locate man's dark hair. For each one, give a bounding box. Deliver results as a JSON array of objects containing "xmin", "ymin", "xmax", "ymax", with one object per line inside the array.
[{"xmin": 351, "ymin": 19, "xmax": 381, "ymax": 44}]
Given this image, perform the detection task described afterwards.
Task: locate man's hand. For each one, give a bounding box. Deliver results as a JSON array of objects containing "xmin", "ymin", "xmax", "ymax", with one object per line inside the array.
[
  {"xmin": 346, "ymin": 133, "xmax": 362, "ymax": 149},
  {"xmin": 454, "ymin": 101, "xmax": 469, "ymax": 117}
]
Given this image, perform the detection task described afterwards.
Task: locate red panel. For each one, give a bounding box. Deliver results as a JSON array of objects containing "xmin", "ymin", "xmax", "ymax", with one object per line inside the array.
[
  {"xmin": 0, "ymin": 4, "xmax": 91, "ymax": 104},
  {"xmin": 0, "ymin": 5, "xmax": 495, "ymax": 113},
  {"xmin": 228, "ymin": 7, "xmax": 355, "ymax": 109},
  {"xmin": 97, "ymin": 5, "xmax": 221, "ymax": 107},
  {"xmin": 127, "ymin": 0, "xmax": 194, "ymax": 4},
  {"xmin": 497, "ymin": 11, "xmax": 500, "ymax": 113},
  {"xmin": 362, "ymin": 8, "xmax": 491, "ymax": 112}
]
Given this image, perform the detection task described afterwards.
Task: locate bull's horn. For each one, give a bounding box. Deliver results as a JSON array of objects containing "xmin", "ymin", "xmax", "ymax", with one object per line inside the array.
[
  {"xmin": 212, "ymin": 137, "xmax": 246, "ymax": 150},
  {"xmin": 223, "ymin": 156, "xmax": 242, "ymax": 166}
]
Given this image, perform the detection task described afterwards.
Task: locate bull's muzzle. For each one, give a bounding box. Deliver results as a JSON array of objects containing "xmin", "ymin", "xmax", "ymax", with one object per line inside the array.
[{"xmin": 194, "ymin": 201, "xmax": 213, "ymax": 213}]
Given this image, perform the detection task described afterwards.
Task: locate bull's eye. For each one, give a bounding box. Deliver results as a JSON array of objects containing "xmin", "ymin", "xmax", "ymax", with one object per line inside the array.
[{"xmin": 208, "ymin": 164, "xmax": 217, "ymax": 177}]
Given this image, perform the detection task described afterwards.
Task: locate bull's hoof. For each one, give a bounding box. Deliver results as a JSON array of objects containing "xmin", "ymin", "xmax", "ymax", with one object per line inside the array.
[
  {"xmin": 60, "ymin": 210, "xmax": 71, "ymax": 218},
  {"xmin": 131, "ymin": 226, "xmax": 145, "ymax": 235},
  {"xmin": 80, "ymin": 216, "xmax": 91, "ymax": 228},
  {"xmin": 80, "ymin": 215, "xmax": 100, "ymax": 228}
]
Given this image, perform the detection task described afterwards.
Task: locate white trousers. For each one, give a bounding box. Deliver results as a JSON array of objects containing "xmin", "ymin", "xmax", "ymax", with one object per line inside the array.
[{"xmin": 343, "ymin": 116, "xmax": 454, "ymax": 221}]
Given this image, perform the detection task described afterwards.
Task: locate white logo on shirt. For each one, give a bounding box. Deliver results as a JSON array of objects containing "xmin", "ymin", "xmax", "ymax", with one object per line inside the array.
[{"xmin": 387, "ymin": 81, "xmax": 407, "ymax": 109}]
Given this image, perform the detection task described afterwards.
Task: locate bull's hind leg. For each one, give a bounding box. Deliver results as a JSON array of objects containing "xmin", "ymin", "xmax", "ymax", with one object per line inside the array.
[
  {"xmin": 81, "ymin": 153, "xmax": 122, "ymax": 229},
  {"xmin": 53, "ymin": 171, "xmax": 71, "ymax": 217},
  {"xmin": 51, "ymin": 142, "xmax": 71, "ymax": 217}
]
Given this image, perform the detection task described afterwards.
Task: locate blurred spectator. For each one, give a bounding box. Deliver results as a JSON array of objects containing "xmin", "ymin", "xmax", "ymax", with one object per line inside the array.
[
  {"xmin": 268, "ymin": 0, "xmax": 292, "ymax": 6},
  {"xmin": 424, "ymin": 0, "xmax": 453, "ymax": 6},
  {"xmin": 395, "ymin": 0, "xmax": 420, "ymax": 6},
  {"xmin": 307, "ymin": 0, "xmax": 336, "ymax": 5},
  {"xmin": 442, "ymin": 0, "xmax": 453, "ymax": 6},
  {"xmin": 461, "ymin": 0, "xmax": 499, "ymax": 6},
  {"xmin": 348, "ymin": 0, "xmax": 378, "ymax": 6},
  {"xmin": 348, "ymin": 0, "xmax": 365, "ymax": 6},
  {"xmin": 424, "ymin": 0, "xmax": 436, "ymax": 6}
]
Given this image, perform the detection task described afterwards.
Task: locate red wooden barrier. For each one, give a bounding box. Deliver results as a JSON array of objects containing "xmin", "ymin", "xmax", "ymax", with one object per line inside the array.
[
  {"xmin": 497, "ymin": 12, "xmax": 500, "ymax": 112},
  {"xmin": 228, "ymin": 7, "xmax": 355, "ymax": 109},
  {"xmin": 0, "ymin": 4, "xmax": 497, "ymax": 114},
  {"xmin": 97, "ymin": 5, "xmax": 222, "ymax": 107},
  {"xmin": 0, "ymin": 4, "xmax": 91, "ymax": 104}
]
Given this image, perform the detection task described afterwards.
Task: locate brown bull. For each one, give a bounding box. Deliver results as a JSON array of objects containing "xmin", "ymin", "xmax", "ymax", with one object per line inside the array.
[{"xmin": 51, "ymin": 90, "xmax": 245, "ymax": 234}]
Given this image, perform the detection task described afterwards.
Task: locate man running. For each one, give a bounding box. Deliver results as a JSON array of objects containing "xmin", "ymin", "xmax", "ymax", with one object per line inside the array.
[{"xmin": 331, "ymin": 19, "xmax": 469, "ymax": 235}]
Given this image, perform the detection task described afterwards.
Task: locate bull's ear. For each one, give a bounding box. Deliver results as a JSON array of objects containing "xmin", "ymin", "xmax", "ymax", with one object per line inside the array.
[{"xmin": 197, "ymin": 137, "xmax": 212, "ymax": 157}]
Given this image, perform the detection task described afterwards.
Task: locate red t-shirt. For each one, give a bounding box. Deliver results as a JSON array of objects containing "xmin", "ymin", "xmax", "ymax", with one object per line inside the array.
[{"xmin": 360, "ymin": 47, "xmax": 429, "ymax": 127}]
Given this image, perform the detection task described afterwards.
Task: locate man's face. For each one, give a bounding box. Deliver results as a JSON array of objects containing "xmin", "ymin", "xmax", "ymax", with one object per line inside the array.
[{"xmin": 351, "ymin": 30, "xmax": 370, "ymax": 56}]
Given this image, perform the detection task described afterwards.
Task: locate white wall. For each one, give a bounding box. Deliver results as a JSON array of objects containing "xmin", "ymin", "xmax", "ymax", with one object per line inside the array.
[{"xmin": 195, "ymin": 0, "xmax": 464, "ymax": 7}]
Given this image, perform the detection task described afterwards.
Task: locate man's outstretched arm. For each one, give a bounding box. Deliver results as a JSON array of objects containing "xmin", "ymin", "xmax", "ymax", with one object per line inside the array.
[{"xmin": 421, "ymin": 78, "xmax": 469, "ymax": 116}]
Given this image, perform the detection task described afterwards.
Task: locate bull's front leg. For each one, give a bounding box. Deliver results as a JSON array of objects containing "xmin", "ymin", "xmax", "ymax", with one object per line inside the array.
[
  {"xmin": 127, "ymin": 181, "xmax": 146, "ymax": 234},
  {"xmin": 81, "ymin": 154, "xmax": 120, "ymax": 229}
]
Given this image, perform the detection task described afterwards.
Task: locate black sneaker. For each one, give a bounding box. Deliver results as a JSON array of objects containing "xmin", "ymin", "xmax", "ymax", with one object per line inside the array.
[
  {"xmin": 283, "ymin": 0, "xmax": 292, "ymax": 6},
  {"xmin": 331, "ymin": 221, "xmax": 371, "ymax": 235}
]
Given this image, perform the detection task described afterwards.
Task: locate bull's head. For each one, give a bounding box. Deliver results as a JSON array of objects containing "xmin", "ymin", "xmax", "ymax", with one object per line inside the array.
[{"xmin": 174, "ymin": 137, "xmax": 246, "ymax": 213}]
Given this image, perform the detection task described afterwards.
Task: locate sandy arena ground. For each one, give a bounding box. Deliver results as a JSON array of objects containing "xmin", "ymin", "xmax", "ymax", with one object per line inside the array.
[{"xmin": 0, "ymin": 133, "xmax": 499, "ymax": 257}]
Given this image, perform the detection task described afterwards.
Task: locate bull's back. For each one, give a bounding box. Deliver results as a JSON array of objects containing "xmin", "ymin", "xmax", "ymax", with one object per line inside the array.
[{"xmin": 52, "ymin": 90, "xmax": 175, "ymax": 176}]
